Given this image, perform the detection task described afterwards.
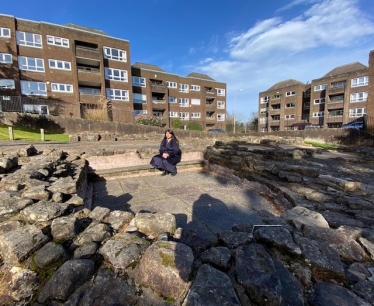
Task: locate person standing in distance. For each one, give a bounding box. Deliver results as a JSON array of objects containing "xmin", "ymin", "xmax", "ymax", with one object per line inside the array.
[{"xmin": 150, "ymin": 129, "xmax": 181, "ymax": 176}]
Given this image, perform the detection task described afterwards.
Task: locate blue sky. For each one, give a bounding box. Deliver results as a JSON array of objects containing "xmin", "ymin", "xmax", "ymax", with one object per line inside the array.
[{"xmin": 2, "ymin": 0, "xmax": 374, "ymax": 120}]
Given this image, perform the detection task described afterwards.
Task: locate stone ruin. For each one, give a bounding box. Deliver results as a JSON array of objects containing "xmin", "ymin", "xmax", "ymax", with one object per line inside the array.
[{"xmin": 0, "ymin": 140, "xmax": 373, "ymax": 305}]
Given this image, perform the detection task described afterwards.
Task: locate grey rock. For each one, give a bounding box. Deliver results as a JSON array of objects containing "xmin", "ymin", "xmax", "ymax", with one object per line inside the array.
[
  {"xmin": 358, "ymin": 237, "xmax": 374, "ymax": 260},
  {"xmin": 217, "ymin": 231, "xmax": 253, "ymax": 249},
  {"xmin": 183, "ymin": 264, "xmax": 240, "ymax": 306},
  {"xmin": 321, "ymin": 211, "xmax": 366, "ymax": 228},
  {"xmin": 9, "ymin": 267, "xmax": 39, "ymax": 302},
  {"xmin": 0, "ymin": 195, "xmax": 33, "ymax": 221},
  {"xmin": 345, "ymin": 263, "xmax": 372, "ymax": 283},
  {"xmin": 21, "ymin": 184, "xmax": 50, "ymax": 201},
  {"xmin": 281, "ymin": 206, "xmax": 330, "ymax": 229},
  {"xmin": 352, "ymin": 279, "xmax": 374, "ymax": 304},
  {"xmin": 134, "ymin": 212, "xmax": 176, "ymax": 237},
  {"xmin": 33, "ymin": 242, "xmax": 67, "ymax": 268},
  {"xmin": 20, "ymin": 201, "xmax": 69, "ymax": 222},
  {"xmin": 310, "ymin": 281, "xmax": 370, "ymax": 306},
  {"xmin": 89, "ymin": 205, "xmax": 110, "ymax": 222},
  {"xmin": 108, "ymin": 210, "xmax": 134, "ymax": 232},
  {"xmin": 199, "ymin": 247, "xmax": 231, "ymax": 270},
  {"xmin": 72, "ymin": 222, "xmax": 111, "ymax": 247},
  {"xmin": 174, "ymin": 228, "xmax": 213, "ymax": 255},
  {"xmin": 73, "ymin": 242, "xmax": 99, "ymax": 259},
  {"xmin": 47, "ymin": 176, "xmax": 77, "ymax": 194},
  {"xmin": 37, "ymin": 259, "xmax": 95, "ymax": 303},
  {"xmin": 51, "ymin": 216, "xmax": 78, "ymax": 241},
  {"xmin": 236, "ymin": 244, "xmax": 282, "ymax": 306}
]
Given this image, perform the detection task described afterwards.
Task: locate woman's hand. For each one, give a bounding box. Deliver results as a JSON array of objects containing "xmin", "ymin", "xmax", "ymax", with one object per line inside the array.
[{"xmin": 162, "ymin": 153, "xmax": 169, "ymax": 159}]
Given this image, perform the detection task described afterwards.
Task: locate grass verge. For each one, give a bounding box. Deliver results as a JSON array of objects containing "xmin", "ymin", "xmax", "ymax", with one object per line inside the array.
[
  {"xmin": 304, "ymin": 140, "xmax": 339, "ymax": 150},
  {"xmin": 0, "ymin": 124, "xmax": 69, "ymax": 142}
]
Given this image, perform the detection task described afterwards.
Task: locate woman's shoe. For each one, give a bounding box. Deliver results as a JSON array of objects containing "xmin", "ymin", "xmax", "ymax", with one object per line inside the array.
[
  {"xmin": 161, "ymin": 170, "xmax": 167, "ymax": 176},
  {"xmin": 170, "ymin": 172, "xmax": 177, "ymax": 176}
]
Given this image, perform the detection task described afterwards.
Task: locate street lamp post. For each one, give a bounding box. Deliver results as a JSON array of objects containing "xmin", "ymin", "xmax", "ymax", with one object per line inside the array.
[{"xmin": 233, "ymin": 89, "xmax": 242, "ymax": 134}]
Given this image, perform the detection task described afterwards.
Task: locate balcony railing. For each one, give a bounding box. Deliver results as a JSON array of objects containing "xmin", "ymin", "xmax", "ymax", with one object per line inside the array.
[
  {"xmin": 205, "ymin": 89, "xmax": 216, "ymax": 96},
  {"xmin": 77, "ymin": 66, "xmax": 100, "ymax": 73},
  {"xmin": 327, "ymin": 86, "xmax": 345, "ymax": 94},
  {"xmin": 151, "ymin": 83, "xmax": 167, "ymax": 93},
  {"xmin": 75, "ymin": 46, "xmax": 100, "ymax": 60},
  {"xmin": 206, "ymin": 116, "xmax": 216, "ymax": 120}
]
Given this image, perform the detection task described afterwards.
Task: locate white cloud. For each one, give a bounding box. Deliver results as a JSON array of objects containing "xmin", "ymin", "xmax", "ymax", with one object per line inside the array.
[{"xmin": 192, "ymin": 0, "xmax": 374, "ymax": 116}]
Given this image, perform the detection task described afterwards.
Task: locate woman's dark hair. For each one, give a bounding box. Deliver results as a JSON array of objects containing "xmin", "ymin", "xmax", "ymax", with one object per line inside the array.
[{"xmin": 164, "ymin": 128, "xmax": 179, "ymax": 143}]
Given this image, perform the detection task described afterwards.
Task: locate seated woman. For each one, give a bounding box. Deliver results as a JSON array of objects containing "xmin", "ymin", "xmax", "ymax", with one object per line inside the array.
[{"xmin": 150, "ymin": 129, "xmax": 181, "ymax": 176}]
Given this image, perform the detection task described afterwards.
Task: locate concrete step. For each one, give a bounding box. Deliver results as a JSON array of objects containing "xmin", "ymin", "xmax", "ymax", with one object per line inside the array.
[{"xmin": 88, "ymin": 159, "xmax": 205, "ymax": 181}]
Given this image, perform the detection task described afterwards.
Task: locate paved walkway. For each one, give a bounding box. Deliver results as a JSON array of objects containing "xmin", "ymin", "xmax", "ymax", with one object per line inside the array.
[{"xmin": 92, "ymin": 170, "xmax": 276, "ymax": 241}]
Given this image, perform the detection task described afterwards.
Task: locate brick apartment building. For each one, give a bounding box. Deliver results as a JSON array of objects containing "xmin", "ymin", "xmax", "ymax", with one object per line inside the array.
[
  {"xmin": 0, "ymin": 14, "xmax": 226, "ymax": 130},
  {"xmin": 258, "ymin": 50, "xmax": 374, "ymax": 132},
  {"xmin": 131, "ymin": 63, "xmax": 226, "ymax": 130}
]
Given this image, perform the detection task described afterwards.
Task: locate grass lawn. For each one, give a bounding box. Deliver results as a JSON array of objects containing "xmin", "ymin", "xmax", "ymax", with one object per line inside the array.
[
  {"xmin": 0, "ymin": 124, "xmax": 69, "ymax": 142},
  {"xmin": 304, "ymin": 140, "xmax": 339, "ymax": 150}
]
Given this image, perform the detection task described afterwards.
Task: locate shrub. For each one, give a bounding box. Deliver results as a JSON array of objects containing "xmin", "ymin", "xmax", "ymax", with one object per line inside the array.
[
  {"xmin": 82, "ymin": 96, "xmax": 109, "ymax": 121},
  {"xmin": 134, "ymin": 114, "xmax": 161, "ymax": 127},
  {"xmin": 186, "ymin": 122, "xmax": 203, "ymax": 131},
  {"xmin": 170, "ymin": 119, "xmax": 183, "ymax": 129}
]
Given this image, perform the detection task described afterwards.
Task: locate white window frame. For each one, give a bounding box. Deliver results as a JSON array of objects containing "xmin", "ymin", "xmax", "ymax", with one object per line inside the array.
[
  {"xmin": 0, "ymin": 79, "xmax": 15, "ymax": 89},
  {"xmin": 191, "ymin": 98, "xmax": 200, "ymax": 105},
  {"xmin": 349, "ymin": 108, "xmax": 366, "ymax": 117},
  {"xmin": 0, "ymin": 27, "xmax": 11, "ymax": 38},
  {"xmin": 217, "ymin": 101, "xmax": 225, "ymax": 109},
  {"xmin": 191, "ymin": 112, "xmax": 201, "ymax": 118},
  {"xmin": 350, "ymin": 92, "xmax": 368, "ymax": 103},
  {"xmin": 51, "ymin": 83, "xmax": 73, "ymax": 93},
  {"xmin": 260, "ymin": 107, "xmax": 268, "ymax": 114},
  {"xmin": 180, "ymin": 112, "xmax": 189, "ymax": 120},
  {"xmin": 166, "ymin": 81, "xmax": 177, "ymax": 88},
  {"xmin": 168, "ymin": 96, "xmax": 177, "ymax": 103},
  {"xmin": 259, "ymin": 117, "xmax": 268, "ymax": 124},
  {"xmin": 217, "ymin": 88, "xmax": 225, "ymax": 96},
  {"xmin": 314, "ymin": 98, "xmax": 325, "ymax": 104},
  {"xmin": 190, "ymin": 85, "xmax": 200, "ymax": 91},
  {"xmin": 0, "ymin": 53, "xmax": 12, "ymax": 63},
  {"xmin": 351, "ymin": 76, "xmax": 368, "ymax": 87},
  {"xmin": 217, "ymin": 114, "xmax": 225, "ymax": 121},
  {"xmin": 179, "ymin": 98, "xmax": 189, "ymax": 107},
  {"xmin": 312, "ymin": 111, "xmax": 324, "ymax": 117},
  {"xmin": 134, "ymin": 110, "xmax": 147, "ymax": 116},
  {"xmin": 106, "ymin": 88, "xmax": 129, "ymax": 101},
  {"xmin": 103, "ymin": 47, "xmax": 127, "ymax": 62},
  {"xmin": 105, "ymin": 68, "xmax": 128, "ymax": 82},
  {"xmin": 286, "ymin": 91, "xmax": 295, "ymax": 96},
  {"xmin": 285, "ymin": 103, "xmax": 295, "ymax": 108},
  {"xmin": 332, "ymin": 81, "xmax": 346, "ymax": 88},
  {"xmin": 16, "ymin": 31, "xmax": 42, "ymax": 48},
  {"xmin": 285, "ymin": 114, "xmax": 295, "ymax": 119},
  {"xmin": 49, "ymin": 59, "xmax": 71, "ymax": 71},
  {"xmin": 179, "ymin": 84, "xmax": 189, "ymax": 93},
  {"xmin": 18, "ymin": 56, "xmax": 44, "ymax": 72},
  {"xmin": 260, "ymin": 96, "xmax": 269, "ymax": 103},
  {"xmin": 132, "ymin": 76, "xmax": 146, "ymax": 87},
  {"xmin": 46, "ymin": 35, "xmax": 69, "ymax": 47},
  {"xmin": 314, "ymin": 84, "xmax": 327, "ymax": 91},
  {"xmin": 169, "ymin": 111, "xmax": 178, "ymax": 118},
  {"xmin": 133, "ymin": 93, "xmax": 147, "ymax": 104},
  {"xmin": 20, "ymin": 81, "xmax": 47, "ymax": 96}
]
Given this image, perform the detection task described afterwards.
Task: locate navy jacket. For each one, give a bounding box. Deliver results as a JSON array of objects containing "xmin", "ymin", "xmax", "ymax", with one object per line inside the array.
[{"xmin": 159, "ymin": 138, "xmax": 181, "ymax": 165}]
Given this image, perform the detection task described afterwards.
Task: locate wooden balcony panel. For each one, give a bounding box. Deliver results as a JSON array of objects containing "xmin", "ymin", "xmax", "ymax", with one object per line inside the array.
[
  {"xmin": 77, "ymin": 70, "xmax": 102, "ymax": 84},
  {"xmin": 327, "ymin": 86, "xmax": 345, "ymax": 94},
  {"xmin": 151, "ymin": 84, "xmax": 167, "ymax": 93}
]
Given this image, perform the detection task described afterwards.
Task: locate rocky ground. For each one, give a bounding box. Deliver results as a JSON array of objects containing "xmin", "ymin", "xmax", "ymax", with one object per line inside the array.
[{"xmin": 0, "ymin": 139, "xmax": 373, "ymax": 305}]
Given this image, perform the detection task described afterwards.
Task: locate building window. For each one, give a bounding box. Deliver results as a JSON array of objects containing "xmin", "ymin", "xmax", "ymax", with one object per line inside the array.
[
  {"xmin": 285, "ymin": 103, "xmax": 295, "ymax": 108},
  {"xmin": 285, "ymin": 114, "xmax": 295, "ymax": 119},
  {"xmin": 314, "ymin": 98, "xmax": 325, "ymax": 104},
  {"xmin": 103, "ymin": 47, "xmax": 127, "ymax": 62},
  {"xmin": 350, "ymin": 92, "xmax": 368, "ymax": 102},
  {"xmin": 260, "ymin": 96, "xmax": 269, "ymax": 103},
  {"xmin": 331, "ymin": 81, "xmax": 346, "ymax": 88},
  {"xmin": 132, "ymin": 76, "xmax": 146, "ymax": 87},
  {"xmin": 0, "ymin": 53, "xmax": 12, "ymax": 63},
  {"xmin": 349, "ymin": 108, "xmax": 366, "ymax": 117},
  {"xmin": 19, "ymin": 56, "xmax": 44, "ymax": 72},
  {"xmin": 179, "ymin": 84, "xmax": 189, "ymax": 93},
  {"xmin": 16, "ymin": 31, "xmax": 42, "ymax": 48},
  {"xmin": 46, "ymin": 35, "xmax": 69, "ymax": 47},
  {"xmin": 169, "ymin": 111, "xmax": 178, "ymax": 118},
  {"xmin": 79, "ymin": 87, "xmax": 100, "ymax": 95},
  {"xmin": 304, "ymin": 90, "xmax": 311, "ymax": 98},
  {"xmin": 134, "ymin": 110, "xmax": 147, "ymax": 116},
  {"xmin": 106, "ymin": 88, "xmax": 129, "ymax": 101},
  {"xmin": 168, "ymin": 96, "xmax": 177, "ymax": 103},
  {"xmin": 0, "ymin": 79, "xmax": 15, "ymax": 89},
  {"xmin": 49, "ymin": 59, "xmax": 71, "ymax": 70},
  {"xmin": 217, "ymin": 101, "xmax": 225, "ymax": 109},
  {"xmin": 191, "ymin": 98, "xmax": 200, "ymax": 105},
  {"xmin": 51, "ymin": 83, "xmax": 73, "ymax": 93},
  {"xmin": 179, "ymin": 98, "xmax": 189, "ymax": 107},
  {"xmin": 166, "ymin": 81, "xmax": 177, "ymax": 88},
  {"xmin": 312, "ymin": 111, "xmax": 324, "ymax": 117},
  {"xmin": 190, "ymin": 85, "xmax": 200, "ymax": 91},
  {"xmin": 133, "ymin": 93, "xmax": 147, "ymax": 104},
  {"xmin": 314, "ymin": 84, "xmax": 327, "ymax": 91},
  {"xmin": 191, "ymin": 112, "xmax": 200, "ymax": 118},
  {"xmin": 329, "ymin": 109, "xmax": 343, "ymax": 117},
  {"xmin": 272, "ymin": 94, "xmax": 281, "ymax": 99},
  {"xmin": 217, "ymin": 88, "xmax": 225, "ymax": 96},
  {"xmin": 351, "ymin": 76, "xmax": 368, "ymax": 87},
  {"xmin": 20, "ymin": 81, "xmax": 47, "ymax": 96},
  {"xmin": 0, "ymin": 28, "xmax": 10, "ymax": 38},
  {"xmin": 105, "ymin": 68, "xmax": 128, "ymax": 82},
  {"xmin": 180, "ymin": 112, "xmax": 189, "ymax": 120},
  {"xmin": 286, "ymin": 91, "xmax": 295, "ymax": 96},
  {"xmin": 217, "ymin": 114, "xmax": 225, "ymax": 121},
  {"xmin": 260, "ymin": 107, "xmax": 268, "ymax": 114},
  {"xmin": 259, "ymin": 117, "xmax": 268, "ymax": 124}
]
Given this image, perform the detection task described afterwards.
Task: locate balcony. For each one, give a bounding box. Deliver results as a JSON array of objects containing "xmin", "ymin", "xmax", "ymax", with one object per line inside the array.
[
  {"xmin": 327, "ymin": 86, "xmax": 345, "ymax": 94},
  {"xmin": 205, "ymin": 88, "xmax": 216, "ymax": 97},
  {"xmin": 270, "ymin": 108, "xmax": 281, "ymax": 113},
  {"xmin": 206, "ymin": 116, "xmax": 216, "ymax": 120},
  {"xmin": 151, "ymin": 83, "xmax": 167, "ymax": 93},
  {"xmin": 75, "ymin": 46, "xmax": 100, "ymax": 60},
  {"xmin": 206, "ymin": 102, "xmax": 216, "ymax": 107},
  {"xmin": 77, "ymin": 68, "xmax": 102, "ymax": 84}
]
